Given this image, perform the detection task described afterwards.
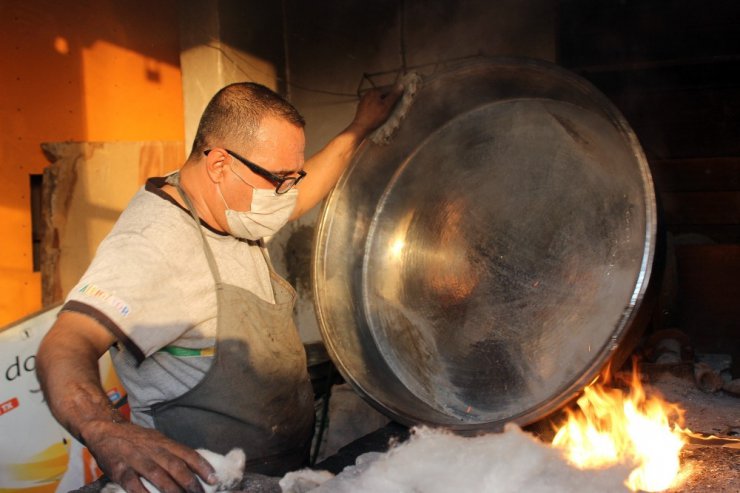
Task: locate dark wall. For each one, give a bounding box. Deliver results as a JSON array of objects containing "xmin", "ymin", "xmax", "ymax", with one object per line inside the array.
[
  {"xmin": 559, "ymin": 0, "xmax": 739, "ymax": 361},
  {"xmin": 267, "ymin": 0, "xmax": 737, "ymax": 359}
]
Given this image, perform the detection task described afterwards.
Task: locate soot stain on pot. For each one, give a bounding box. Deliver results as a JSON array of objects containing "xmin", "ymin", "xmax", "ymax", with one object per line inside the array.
[
  {"xmin": 549, "ymin": 111, "xmax": 591, "ymax": 148},
  {"xmin": 283, "ymin": 224, "xmax": 314, "ymax": 297}
]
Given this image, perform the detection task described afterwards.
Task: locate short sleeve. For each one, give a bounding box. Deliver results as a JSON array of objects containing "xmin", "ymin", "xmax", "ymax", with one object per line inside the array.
[{"xmin": 63, "ymin": 193, "xmax": 213, "ymax": 360}]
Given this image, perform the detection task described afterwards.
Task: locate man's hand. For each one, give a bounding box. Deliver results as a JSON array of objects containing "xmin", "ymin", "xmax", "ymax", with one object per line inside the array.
[
  {"xmin": 82, "ymin": 419, "xmax": 215, "ymax": 493},
  {"xmin": 348, "ymin": 86, "xmax": 404, "ymax": 136}
]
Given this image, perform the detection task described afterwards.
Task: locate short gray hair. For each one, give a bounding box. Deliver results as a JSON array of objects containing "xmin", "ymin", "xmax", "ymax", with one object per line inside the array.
[{"xmin": 189, "ymin": 82, "xmax": 305, "ymax": 159}]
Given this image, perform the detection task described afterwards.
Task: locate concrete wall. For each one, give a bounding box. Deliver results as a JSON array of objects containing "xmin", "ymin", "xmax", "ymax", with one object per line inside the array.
[
  {"xmin": 270, "ymin": 0, "xmax": 557, "ymax": 341},
  {"xmin": 178, "ymin": 0, "xmax": 287, "ymax": 153},
  {"xmin": 0, "ymin": 1, "xmax": 184, "ymax": 327},
  {"xmin": 40, "ymin": 142, "xmax": 184, "ymax": 304}
]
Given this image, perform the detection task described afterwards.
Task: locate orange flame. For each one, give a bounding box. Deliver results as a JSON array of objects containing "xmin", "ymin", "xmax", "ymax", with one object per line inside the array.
[{"xmin": 552, "ymin": 366, "xmax": 691, "ymax": 492}]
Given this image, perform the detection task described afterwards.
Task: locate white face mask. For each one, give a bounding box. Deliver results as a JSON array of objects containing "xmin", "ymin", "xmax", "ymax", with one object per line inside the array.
[{"xmin": 218, "ymin": 184, "xmax": 297, "ymax": 240}]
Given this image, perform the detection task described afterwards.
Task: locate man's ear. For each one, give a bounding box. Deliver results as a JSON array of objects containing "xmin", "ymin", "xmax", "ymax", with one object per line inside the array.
[{"xmin": 204, "ymin": 148, "xmax": 230, "ymax": 183}]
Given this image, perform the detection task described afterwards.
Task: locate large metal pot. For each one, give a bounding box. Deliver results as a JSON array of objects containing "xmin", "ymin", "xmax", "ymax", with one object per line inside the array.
[{"xmin": 312, "ymin": 58, "xmax": 656, "ymax": 431}]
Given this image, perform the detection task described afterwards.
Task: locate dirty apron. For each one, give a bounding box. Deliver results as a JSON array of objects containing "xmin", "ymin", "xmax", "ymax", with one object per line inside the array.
[{"xmin": 149, "ymin": 179, "xmax": 315, "ymax": 476}]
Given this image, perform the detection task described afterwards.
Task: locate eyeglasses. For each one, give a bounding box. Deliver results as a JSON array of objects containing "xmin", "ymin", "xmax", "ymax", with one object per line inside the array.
[{"xmin": 205, "ymin": 149, "xmax": 306, "ymax": 194}]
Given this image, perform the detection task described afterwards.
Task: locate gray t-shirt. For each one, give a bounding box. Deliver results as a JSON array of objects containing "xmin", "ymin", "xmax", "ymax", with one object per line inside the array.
[{"xmin": 63, "ymin": 176, "xmax": 276, "ymax": 426}]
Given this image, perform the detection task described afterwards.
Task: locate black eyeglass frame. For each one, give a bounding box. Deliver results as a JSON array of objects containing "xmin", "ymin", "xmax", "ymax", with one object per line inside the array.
[{"xmin": 205, "ymin": 148, "xmax": 306, "ymax": 194}]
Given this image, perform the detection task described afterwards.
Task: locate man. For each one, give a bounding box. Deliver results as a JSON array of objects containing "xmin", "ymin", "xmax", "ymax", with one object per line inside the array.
[{"xmin": 36, "ymin": 82, "xmax": 400, "ymax": 493}]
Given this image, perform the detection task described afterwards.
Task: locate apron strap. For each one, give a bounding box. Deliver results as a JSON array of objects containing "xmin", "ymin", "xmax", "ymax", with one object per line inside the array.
[
  {"xmin": 257, "ymin": 239, "xmax": 277, "ymax": 272},
  {"xmin": 169, "ymin": 174, "xmax": 223, "ymax": 285}
]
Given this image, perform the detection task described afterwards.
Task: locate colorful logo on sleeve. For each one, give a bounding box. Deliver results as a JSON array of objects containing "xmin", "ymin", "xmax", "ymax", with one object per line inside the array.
[{"xmin": 78, "ymin": 284, "xmax": 131, "ymax": 317}]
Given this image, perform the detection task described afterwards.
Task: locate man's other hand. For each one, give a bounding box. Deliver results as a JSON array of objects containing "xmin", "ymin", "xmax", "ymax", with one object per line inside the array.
[{"xmin": 349, "ymin": 86, "xmax": 404, "ymax": 136}]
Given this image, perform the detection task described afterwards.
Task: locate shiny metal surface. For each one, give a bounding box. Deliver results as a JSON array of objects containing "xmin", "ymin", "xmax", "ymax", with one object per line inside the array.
[{"xmin": 313, "ymin": 58, "xmax": 656, "ymax": 431}]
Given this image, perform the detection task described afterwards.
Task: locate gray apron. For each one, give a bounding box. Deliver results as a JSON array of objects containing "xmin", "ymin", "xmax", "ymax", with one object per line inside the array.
[{"xmin": 149, "ymin": 177, "xmax": 315, "ymax": 476}]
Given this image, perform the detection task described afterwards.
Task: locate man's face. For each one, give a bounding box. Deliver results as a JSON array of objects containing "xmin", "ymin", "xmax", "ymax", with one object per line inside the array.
[{"xmin": 221, "ymin": 115, "xmax": 306, "ymax": 212}]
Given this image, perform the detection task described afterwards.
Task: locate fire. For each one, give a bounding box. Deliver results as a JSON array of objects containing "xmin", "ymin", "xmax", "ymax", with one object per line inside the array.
[{"xmin": 552, "ymin": 366, "xmax": 691, "ymax": 491}]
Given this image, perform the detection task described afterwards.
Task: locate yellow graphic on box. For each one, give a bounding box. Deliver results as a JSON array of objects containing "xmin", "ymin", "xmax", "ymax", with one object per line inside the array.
[{"xmin": 0, "ymin": 441, "xmax": 68, "ymax": 490}]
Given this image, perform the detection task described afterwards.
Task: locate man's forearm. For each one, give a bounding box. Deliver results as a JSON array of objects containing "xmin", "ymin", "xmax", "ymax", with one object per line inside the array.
[
  {"xmin": 291, "ymin": 124, "xmax": 365, "ymax": 218},
  {"xmin": 36, "ymin": 317, "xmax": 122, "ymax": 444},
  {"xmin": 290, "ymin": 87, "xmax": 402, "ymax": 219}
]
